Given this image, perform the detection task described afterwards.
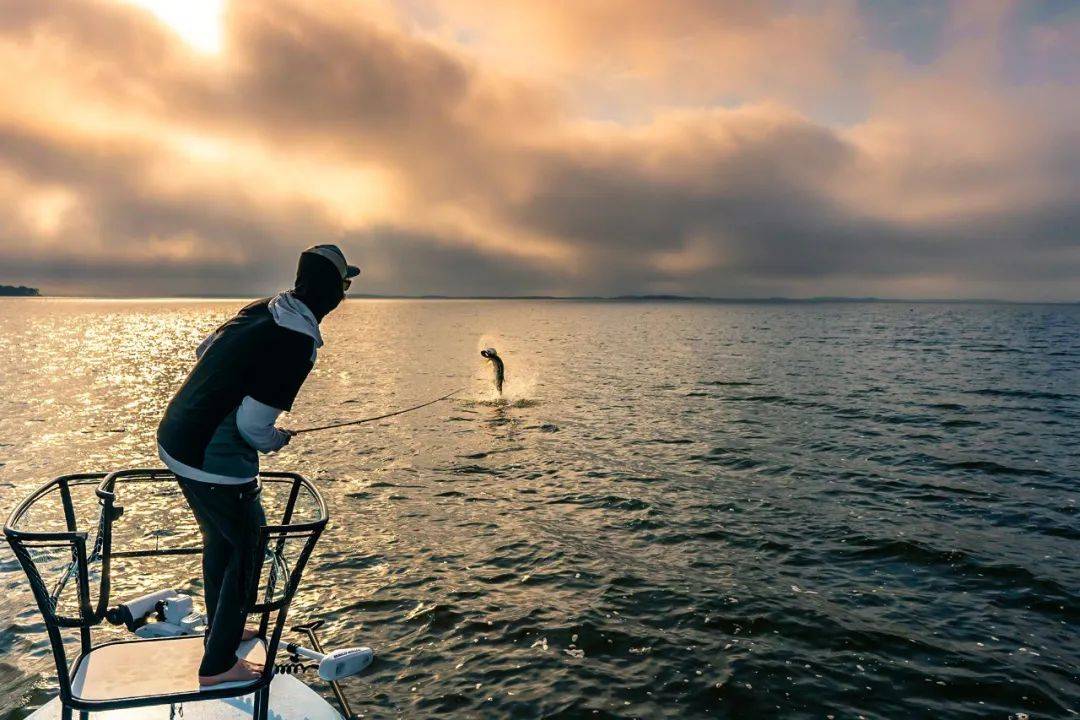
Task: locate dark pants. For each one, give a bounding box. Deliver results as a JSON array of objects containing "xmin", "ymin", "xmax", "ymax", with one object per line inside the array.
[{"xmin": 177, "ymin": 476, "xmax": 266, "ymax": 676}]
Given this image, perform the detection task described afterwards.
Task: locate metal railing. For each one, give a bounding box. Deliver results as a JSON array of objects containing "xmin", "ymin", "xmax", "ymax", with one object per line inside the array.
[{"xmin": 4, "ymin": 468, "xmax": 328, "ymax": 719}]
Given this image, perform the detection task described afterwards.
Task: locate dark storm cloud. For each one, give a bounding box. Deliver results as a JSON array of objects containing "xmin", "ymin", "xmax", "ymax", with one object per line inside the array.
[
  {"xmin": 345, "ymin": 227, "xmax": 569, "ymax": 297},
  {"xmin": 0, "ymin": 0, "xmax": 1076, "ymax": 299}
]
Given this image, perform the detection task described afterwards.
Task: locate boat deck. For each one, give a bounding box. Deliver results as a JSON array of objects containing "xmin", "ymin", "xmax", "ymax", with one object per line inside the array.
[{"xmin": 24, "ymin": 674, "xmax": 342, "ymax": 719}]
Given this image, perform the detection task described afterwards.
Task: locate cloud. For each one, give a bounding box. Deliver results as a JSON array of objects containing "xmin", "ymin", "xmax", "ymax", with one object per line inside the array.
[
  {"xmin": 410, "ymin": 0, "xmax": 867, "ymax": 118},
  {"xmin": 0, "ymin": 0, "xmax": 1076, "ymax": 299}
]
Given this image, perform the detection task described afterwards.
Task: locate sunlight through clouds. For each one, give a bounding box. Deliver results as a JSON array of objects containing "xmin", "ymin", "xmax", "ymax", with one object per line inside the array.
[
  {"xmin": 121, "ymin": 0, "xmax": 225, "ymax": 53},
  {"xmin": 0, "ymin": 0, "xmax": 1076, "ymax": 299}
]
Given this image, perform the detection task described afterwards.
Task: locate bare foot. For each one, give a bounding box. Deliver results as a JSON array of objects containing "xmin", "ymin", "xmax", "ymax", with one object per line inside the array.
[
  {"xmin": 241, "ymin": 626, "xmax": 262, "ymax": 641},
  {"xmin": 199, "ymin": 658, "xmax": 263, "ymax": 686}
]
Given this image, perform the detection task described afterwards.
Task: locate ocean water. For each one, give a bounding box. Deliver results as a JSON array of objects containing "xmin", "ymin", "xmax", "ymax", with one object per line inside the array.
[{"xmin": 0, "ymin": 298, "xmax": 1077, "ymax": 719}]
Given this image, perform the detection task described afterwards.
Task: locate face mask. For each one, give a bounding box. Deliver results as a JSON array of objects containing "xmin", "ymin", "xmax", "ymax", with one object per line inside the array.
[{"xmin": 292, "ymin": 252, "xmax": 345, "ymax": 321}]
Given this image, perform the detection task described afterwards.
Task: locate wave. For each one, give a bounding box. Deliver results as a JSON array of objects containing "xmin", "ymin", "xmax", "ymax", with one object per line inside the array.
[
  {"xmin": 702, "ymin": 380, "xmax": 759, "ymax": 387},
  {"xmin": 941, "ymin": 418, "xmax": 982, "ymax": 428},
  {"xmin": 689, "ymin": 446, "xmax": 763, "ymax": 470},
  {"xmin": 967, "ymin": 388, "xmax": 1077, "ymax": 401},
  {"xmin": 838, "ymin": 535, "xmax": 1077, "ymax": 614},
  {"xmin": 933, "ymin": 458, "xmax": 1054, "ymax": 478},
  {"xmin": 889, "ymin": 453, "xmax": 1055, "ymax": 478}
]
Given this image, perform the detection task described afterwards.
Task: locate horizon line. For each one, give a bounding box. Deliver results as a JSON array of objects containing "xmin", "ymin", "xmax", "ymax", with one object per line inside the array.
[{"xmin": 3, "ymin": 292, "xmax": 1077, "ymax": 305}]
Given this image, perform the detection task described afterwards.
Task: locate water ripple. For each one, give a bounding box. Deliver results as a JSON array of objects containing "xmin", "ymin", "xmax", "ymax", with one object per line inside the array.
[{"xmin": 0, "ymin": 299, "xmax": 1077, "ymax": 719}]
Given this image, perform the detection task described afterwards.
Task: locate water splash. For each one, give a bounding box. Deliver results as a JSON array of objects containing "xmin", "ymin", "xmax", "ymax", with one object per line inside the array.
[{"xmin": 470, "ymin": 334, "xmax": 538, "ymax": 406}]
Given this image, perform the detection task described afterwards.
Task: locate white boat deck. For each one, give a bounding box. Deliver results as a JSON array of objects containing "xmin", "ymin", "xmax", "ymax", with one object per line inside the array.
[
  {"xmin": 25, "ymin": 674, "xmax": 343, "ymax": 720},
  {"xmin": 72, "ymin": 636, "xmax": 266, "ymax": 702}
]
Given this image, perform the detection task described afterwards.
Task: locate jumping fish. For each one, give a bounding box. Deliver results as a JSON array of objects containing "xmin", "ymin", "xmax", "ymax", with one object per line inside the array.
[{"xmin": 480, "ymin": 348, "xmax": 504, "ymax": 394}]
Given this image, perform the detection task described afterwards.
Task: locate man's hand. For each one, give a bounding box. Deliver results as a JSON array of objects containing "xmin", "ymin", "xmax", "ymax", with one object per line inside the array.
[{"xmin": 267, "ymin": 427, "xmax": 294, "ymax": 452}]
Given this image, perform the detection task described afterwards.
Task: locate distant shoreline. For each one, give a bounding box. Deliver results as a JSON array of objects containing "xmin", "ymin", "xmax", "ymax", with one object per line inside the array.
[
  {"xmin": 3, "ymin": 293, "xmax": 1076, "ymax": 305},
  {"xmin": 0, "ymin": 285, "xmax": 40, "ymax": 297}
]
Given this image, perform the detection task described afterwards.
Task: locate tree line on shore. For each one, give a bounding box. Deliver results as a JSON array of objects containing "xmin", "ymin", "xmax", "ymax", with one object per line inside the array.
[{"xmin": 0, "ymin": 285, "xmax": 40, "ymax": 296}]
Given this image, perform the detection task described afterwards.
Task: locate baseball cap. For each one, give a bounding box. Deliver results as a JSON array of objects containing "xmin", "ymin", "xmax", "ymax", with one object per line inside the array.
[{"xmin": 303, "ymin": 244, "xmax": 360, "ymax": 280}]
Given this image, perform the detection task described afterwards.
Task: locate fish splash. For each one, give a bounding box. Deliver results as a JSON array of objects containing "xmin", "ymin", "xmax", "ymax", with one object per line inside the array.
[{"xmin": 473, "ymin": 335, "xmax": 537, "ymax": 406}]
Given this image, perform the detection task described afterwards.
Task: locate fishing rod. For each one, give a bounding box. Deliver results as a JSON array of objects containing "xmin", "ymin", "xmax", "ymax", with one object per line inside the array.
[{"xmin": 292, "ymin": 388, "xmax": 464, "ymax": 435}]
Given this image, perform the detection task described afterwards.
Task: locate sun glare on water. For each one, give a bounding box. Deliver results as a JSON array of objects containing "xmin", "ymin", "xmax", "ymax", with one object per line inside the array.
[{"xmin": 120, "ymin": 0, "xmax": 225, "ymax": 54}]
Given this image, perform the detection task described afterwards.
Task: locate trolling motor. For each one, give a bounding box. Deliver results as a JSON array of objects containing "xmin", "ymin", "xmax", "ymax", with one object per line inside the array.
[
  {"xmin": 286, "ymin": 637, "xmax": 374, "ymax": 681},
  {"xmin": 106, "ymin": 589, "xmax": 203, "ymax": 636},
  {"xmin": 289, "ymin": 620, "xmax": 372, "ymax": 718},
  {"xmin": 106, "ymin": 592, "xmax": 373, "ymax": 718}
]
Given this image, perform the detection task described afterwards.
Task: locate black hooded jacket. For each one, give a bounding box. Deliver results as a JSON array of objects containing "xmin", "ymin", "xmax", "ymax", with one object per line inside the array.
[{"xmin": 156, "ymin": 251, "xmax": 342, "ymax": 480}]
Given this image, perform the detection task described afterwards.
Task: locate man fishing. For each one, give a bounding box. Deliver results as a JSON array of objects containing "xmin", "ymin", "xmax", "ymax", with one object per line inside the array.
[{"xmin": 156, "ymin": 245, "xmax": 359, "ymax": 686}]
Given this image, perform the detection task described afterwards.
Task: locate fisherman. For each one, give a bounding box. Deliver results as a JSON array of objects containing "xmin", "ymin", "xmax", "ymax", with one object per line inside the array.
[{"xmin": 156, "ymin": 245, "xmax": 359, "ymax": 686}]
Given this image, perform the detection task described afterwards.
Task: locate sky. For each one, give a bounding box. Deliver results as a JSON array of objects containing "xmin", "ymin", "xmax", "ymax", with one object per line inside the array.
[{"xmin": 0, "ymin": 0, "xmax": 1076, "ymax": 299}]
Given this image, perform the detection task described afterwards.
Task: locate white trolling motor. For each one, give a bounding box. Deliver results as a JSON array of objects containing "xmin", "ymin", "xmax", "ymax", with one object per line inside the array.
[
  {"xmin": 106, "ymin": 589, "xmax": 203, "ymax": 636},
  {"xmin": 285, "ymin": 643, "xmax": 374, "ymax": 682}
]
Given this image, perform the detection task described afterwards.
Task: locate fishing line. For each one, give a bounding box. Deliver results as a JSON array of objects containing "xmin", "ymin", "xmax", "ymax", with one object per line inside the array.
[{"xmin": 292, "ymin": 388, "xmax": 464, "ymax": 434}]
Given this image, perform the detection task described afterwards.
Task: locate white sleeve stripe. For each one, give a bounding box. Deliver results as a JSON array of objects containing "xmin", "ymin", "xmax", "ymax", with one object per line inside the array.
[{"xmin": 236, "ymin": 396, "xmax": 289, "ymax": 452}]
